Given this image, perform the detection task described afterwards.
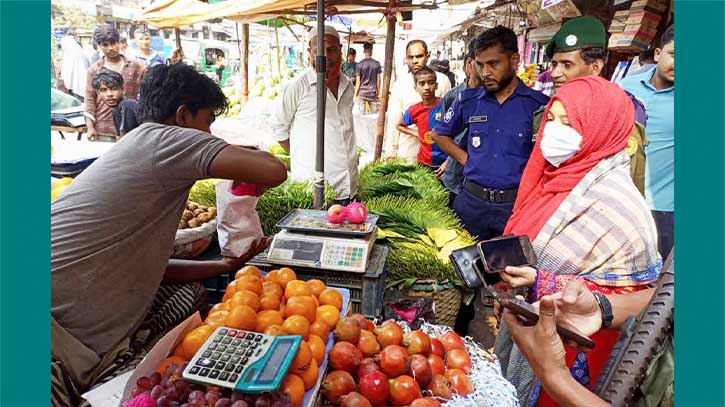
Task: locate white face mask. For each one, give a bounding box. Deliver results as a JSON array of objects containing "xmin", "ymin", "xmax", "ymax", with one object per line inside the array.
[{"xmin": 540, "ymin": 120, "xmax": 583, "ymax": 167}]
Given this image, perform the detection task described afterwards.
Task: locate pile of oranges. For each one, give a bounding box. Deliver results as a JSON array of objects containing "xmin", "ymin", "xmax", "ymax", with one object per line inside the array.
[{"xmin": 172, "ymin": 265, "xmax": 344, "ymax": 407}]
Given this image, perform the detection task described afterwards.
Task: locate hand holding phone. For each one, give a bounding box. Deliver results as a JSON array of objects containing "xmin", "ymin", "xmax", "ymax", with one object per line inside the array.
[
  {"xmin": 477, "ymin": 235, "xmax": 537, "ymax": 274},
  {"xmin": 500, "ymin": 265, "xmax": 537, "ymax": 289}
]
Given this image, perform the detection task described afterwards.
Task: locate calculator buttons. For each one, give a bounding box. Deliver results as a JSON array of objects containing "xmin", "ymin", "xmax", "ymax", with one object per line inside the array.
[
  {"xmin": 246, "ymin": 333, "xmax": 255, "ymax": 340},
  {"xmin": 242, "ymin": 357, "xmax": 249, "ymax": 364},
  {"xmin": 219, "ymin": 328, "xmax": 228, "ymax": 335},
  {"xmin": 222, "ymin": 337, "xmax": 233, "ymax": 344},
  {"xmin": 221, "ymin": 354, "xmax": 231, "ymax": 362},
  {"xmin": 235, "ymin": 348, "xmax": 245, "ymax": 355},
  {"xmin": 199, "ymin": 368, "xmax": 210, "ymax": 377},
  {"xmin": 196, "ymin": 358, "xmax": 214, "ymax": 368},
  {"xmin": 246, "ymin": 349, "xmax": 254, "ymax": 357},
  {"xmin": 232, "ymin": 339, "xmax": 242, "ymax": 346},
  {"xmin": 215, "ymin": 362, "xmax": 226, "ymax": 370},
  {"xmin": 235, "ymin": 365, "xmax": 244, "ymax": 374},
  {"xmin": 208, "ymin": 343, "xmax": 218, "ymax": 350},
  {"xmin": 218, "ymin": 345, "xmax": 227, "ymax": 352},
  {"xmin": 189, "ymin": 366, "xmax": 200, "ymax": 375},
  {"xmin": 211, "ymin": 352, "xmax": 221, "ymax": 360},
  {"xmin": 213, "ymin": 336, "xmax": 223, "ymax": 343},
  {"xmin": 255, "ymin": 334, "xmax": 263, "ymax": 342},
  {"xmin": 209, "ymin": 370, "xmax": 220, "ymax": 379},
  {"xmin": 227, "ymin": 330, "xmax": 237, "ymax": 337},
  {"xmin": 230, "ymin": 373, "xmax": 239, "ymax": 382},
  {"xmin": 231, "ymin": 356, "xmax": 241, "ymax": 364},
  {"xmin": 220, "ymin": 372, "xmax": 230, "ymax": 381},
  {"xmin": 202, "ymin": 351, "xmax": 212, "ymax": 358},
  {"xmin": 224, "ymin": 364, "xmax": 235, "ymax": 372}
]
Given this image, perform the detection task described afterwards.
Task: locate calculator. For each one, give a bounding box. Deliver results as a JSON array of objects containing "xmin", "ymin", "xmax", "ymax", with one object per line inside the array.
[{"xmin": 182, "ymin": 327, "xmax": 302, "ymax": 393}]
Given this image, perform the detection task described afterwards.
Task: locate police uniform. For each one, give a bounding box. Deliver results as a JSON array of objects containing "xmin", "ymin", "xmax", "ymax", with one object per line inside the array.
[
  {"xmin": 542, "ymin": 16, "xmax": 649, "ymax": 195},
  {"xmin": 434, "ymin": 81, "xmax": 549, "ymax": 240}
]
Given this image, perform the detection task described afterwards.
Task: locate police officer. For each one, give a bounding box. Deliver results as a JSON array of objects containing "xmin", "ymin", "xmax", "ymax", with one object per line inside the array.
[
  {"xmin": 533, "ymin": 16, "xmax": 648, "ymax": 195},
  {"xmin": 433, "ymin": 26, "xmax": 549, "ymax": 240}
]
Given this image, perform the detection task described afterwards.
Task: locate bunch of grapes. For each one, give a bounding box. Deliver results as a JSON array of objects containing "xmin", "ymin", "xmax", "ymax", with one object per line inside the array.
[{"xmin": 127, "ymin": 362, "xmax": 292, "ymax": 407}]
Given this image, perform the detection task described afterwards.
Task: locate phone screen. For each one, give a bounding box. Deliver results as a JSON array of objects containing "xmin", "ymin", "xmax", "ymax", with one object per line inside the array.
[{"xmin": 480, "ymin": 237, "xmax": 528, "ymax": 271}]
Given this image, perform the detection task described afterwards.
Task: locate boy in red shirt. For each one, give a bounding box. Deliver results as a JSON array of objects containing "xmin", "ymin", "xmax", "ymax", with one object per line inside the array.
[{"xmin": 397, "ymin": 67, "xmax": 449, "ymax": 176}]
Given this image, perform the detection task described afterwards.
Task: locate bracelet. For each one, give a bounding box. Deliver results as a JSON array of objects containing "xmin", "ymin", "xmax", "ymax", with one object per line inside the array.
[{"xmin": 593, "ymin": 292, "xmax": 614, "ymax": 329}]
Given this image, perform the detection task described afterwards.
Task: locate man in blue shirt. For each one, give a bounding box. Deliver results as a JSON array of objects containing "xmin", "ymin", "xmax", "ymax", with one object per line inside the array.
[
  {"xmin": 620, "ymin": 25, "xmax": 674, "ymax": 259},
  {"xmin": 433, "ymin": 26, "xmax": 549, "ymax": 240}
]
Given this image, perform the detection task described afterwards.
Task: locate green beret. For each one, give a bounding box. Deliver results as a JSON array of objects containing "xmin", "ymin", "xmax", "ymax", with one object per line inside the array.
[{"xmin": 545, "ymin": 16, "xmax": 607, "ymax": 59}]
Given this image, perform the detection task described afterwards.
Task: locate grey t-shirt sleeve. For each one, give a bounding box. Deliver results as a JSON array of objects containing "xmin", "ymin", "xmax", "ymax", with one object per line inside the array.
[{"xmin": 152, "ymin": 127, "xmax": 229, "ymax": 185}]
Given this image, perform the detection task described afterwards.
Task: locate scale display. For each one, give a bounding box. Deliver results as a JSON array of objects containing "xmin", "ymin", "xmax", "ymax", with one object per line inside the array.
[{"xmin": 268, "ymin": 229, "xmax": 375, "ymax": 273}]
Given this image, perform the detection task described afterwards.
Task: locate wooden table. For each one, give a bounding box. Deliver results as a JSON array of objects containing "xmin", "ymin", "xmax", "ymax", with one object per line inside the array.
[{"xmin": 51, "ymin": 125, "xmax": 87, "ymax": 141}]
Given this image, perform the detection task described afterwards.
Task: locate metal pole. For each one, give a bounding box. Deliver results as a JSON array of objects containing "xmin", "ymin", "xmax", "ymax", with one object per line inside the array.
[
  {"xmin": 313, "ymin": 0, "xmax": 327, "ymax": 209},
  {"xmin": 275, "ymin": 19, "xmax": 281, "ymax": 76},
  {"xmin": 240, "ymin": 23, "xmax": 250, "ymax": 104},
  {"xmin": 374, "ymin": 3, "xmax": 396, "ymax": 161}
]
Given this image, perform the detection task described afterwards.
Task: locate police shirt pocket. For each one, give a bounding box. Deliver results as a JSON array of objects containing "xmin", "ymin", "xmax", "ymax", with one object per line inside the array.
[
  {"xmin": 468, "ymin": 121, "xmax": 489, "ymax": 152},
  {"xmin": 510, "ymin": 125, "xmax": 535, "ymax": 157}
]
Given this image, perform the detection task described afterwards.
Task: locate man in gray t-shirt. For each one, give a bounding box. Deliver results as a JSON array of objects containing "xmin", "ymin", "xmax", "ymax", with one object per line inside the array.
[
  {"xmin": 355, "ymin": 42, "xmax": 381, "ymax": 114},
  {"xmin": 51, "ymin": 63, "xmax": 287, "ymax": 391}
]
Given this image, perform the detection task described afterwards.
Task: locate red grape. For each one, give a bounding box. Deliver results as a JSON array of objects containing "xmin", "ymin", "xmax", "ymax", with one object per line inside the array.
[
  {"xmin": 150, "ymin": 385, "xmax": 165, "ymax": 399},
  {"xmin": 215, "ymin": 398, "xmax": 233, "ymax": 407},
  {"xmin": 231, "ymin": 401, "xmax": 249, "ymax": 407}
]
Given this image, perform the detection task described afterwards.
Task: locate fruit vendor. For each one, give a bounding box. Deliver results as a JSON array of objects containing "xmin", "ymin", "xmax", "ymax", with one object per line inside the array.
[
  {"xmin": 270, "ymin": 24, "xmax": 359, "ymax": 205},
  {"xmin": 51, "ymin": 63, "xmax": 288, "ymax": 404},
  {"xmin": 432, "ymin": 26, "xmax": 549, "ymax": 241},
  {"xmin": 535, "ymin": 16, "xmax": 649, "ymax": 197}
]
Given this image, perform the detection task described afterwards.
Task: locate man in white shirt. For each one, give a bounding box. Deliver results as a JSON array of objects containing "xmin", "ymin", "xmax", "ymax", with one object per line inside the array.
[
  {"xmin": 386, "ymin": 39, "xmax": 452, "ymax": 162},
  {"xmin": 271, "ymin": 24, "xmax": 359, "ymax": 203}
]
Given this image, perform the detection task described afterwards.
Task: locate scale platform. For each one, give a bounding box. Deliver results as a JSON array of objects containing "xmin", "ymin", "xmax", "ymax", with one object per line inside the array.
[{"xmin": 267, "ymin": 209, "xmax": 378, "ymax": 273}]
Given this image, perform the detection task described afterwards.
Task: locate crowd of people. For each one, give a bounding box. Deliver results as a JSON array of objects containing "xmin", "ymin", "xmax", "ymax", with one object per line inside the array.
[{"xmin": 51, "ymin": 16, "xmax": 674, "ymax": 407}]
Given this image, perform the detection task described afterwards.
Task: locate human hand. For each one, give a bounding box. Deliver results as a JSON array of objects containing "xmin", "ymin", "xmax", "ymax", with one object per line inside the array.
[
  {"xmin": 500, "ymin": 266, "xmax": 537, "ymax": 288},
  {"xmin": 503, "ymin": 296, "xmax": 568, "ymax": 378},
  {"xmin": 222, "ymin": 237, "xmax": 271, "ymax": 271},
  {"xmin": 435, "ymin": 160, "xmax": 448, "ymax": 178},
  {"xmin": 424, "ymin": 131, "xmax": 434, "ymax": 144},
  {"xmin": 547, "ymin": 279, "xmax": 602, "ymax": 337},
  {"xmin": 87, "ymin": 128, "xmax": 97, "ymax": 142}
]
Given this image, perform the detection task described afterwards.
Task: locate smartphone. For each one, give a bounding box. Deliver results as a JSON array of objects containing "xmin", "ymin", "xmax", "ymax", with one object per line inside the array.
[
  {"xmin": 489, "ymin": 289, "xmax": 596, "ymax": 349},
  {"xmin": 450, "ymin": 244, "xmax": 502, "ymax": 289},
  {"xmin": 477, "ymin": 235, "xmax": 537, "ymax": 273}
]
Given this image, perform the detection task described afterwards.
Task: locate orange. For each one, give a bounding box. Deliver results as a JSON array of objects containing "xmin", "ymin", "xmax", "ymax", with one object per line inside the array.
[
  {"xmin": 298, "ymin": 358, "xmax": 319, "ymax": 390},
  {"xmin": 281, "ymin": 374, "xmax": 305, "ymax": 407},
  {"xmin": 225, "ymin": 305, "xmax": 257, "ymax": 331},
  {"xmin": 205, "ymin": 310, "xmax": 229, "ymax": 329},
  {"xmin": 262, "ymin": 281, "xmax": 284, "ymax": 299},
  {"xmin": 237, "ymin": 275, "xmax": 263, "ymax": 296},
  {"xmin": 259, "ymin": 295, "xmax": 282, "ymax": 311},
  {"xmin": 318, "ymin": 288, "xmax": 343, "ymax": 310},
  {"xmin": 276, "ymin": 268, "xmax": 297, "ymax": 289},
  {"xmin": 256, "ymin": 310, "xmax": 284, "ymax": 333},
  {"xmin": 265, "ymin": 270, "xmax": 279, "ymax": 283},
  {"xmin": 316, "ymin": 305, "xmax": 341, "ymax": 328},
  {"xmin": 156, "ymin": 356, "xmax": 188, "ymax": 373},
  {"xmin": 285, "ymin": 280, "xmax": 312, "ymax": 299},
  {"xmin": 178, "ymin": 325, "xmax": 214, "ymax": 360},
  {"xmin": 306, "ymin": 279, "xmax": 326, "ymax": 298},
  {"xmin": 309, "ymin": 320, "xmax": 331, "ymax": 339},
  {"xmin": 285, "ymin": 296, "xmax": 317, "ymax": 323},
  {"xmin": 289, "ymin": 340, "xmax": 313, "ymax": 374},
  {"xmin": 264, "ymin": 324, "xmax": 289, "ymax": 336},
  {"xmin": 279, "ymin": 303, "xmax": 286, "ymax": 317},
  {"xmin": 235, "ymin": 265, "xmax": 262, "ymax": 280},
  {"xmin": 307, "ymin": 334, "xmax": 327, "ymax": 365},
  {"xmin": 225, "ymin": 280, "xmax": 239, "ymax": 296},
  {"xmin": 230, "ymin": 290, "xmax": 260, "ymax": 312},
  {"xmin": 209, "ymin": 301, "xmax": 231, "ymax": 314},
  {"xmin": 283, "ymin": 315, "xmax": 311, "ymax": 340}
]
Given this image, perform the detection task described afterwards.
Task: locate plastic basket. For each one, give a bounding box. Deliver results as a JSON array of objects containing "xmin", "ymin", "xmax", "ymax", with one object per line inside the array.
[{"xmin": 204, "ymin": 245, "xmax": 388, "ymax": 319}]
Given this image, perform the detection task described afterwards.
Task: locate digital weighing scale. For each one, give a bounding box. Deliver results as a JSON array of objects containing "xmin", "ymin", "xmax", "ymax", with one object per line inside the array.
[{"xmin": 266, "ymin": 209, "xmax": 378, "ymax": 273}]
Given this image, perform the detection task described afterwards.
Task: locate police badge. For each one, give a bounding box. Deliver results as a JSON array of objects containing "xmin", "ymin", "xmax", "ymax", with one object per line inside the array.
[{"xmin": 472, "ymin": 136, "xmax": 481, "ymax": 148}]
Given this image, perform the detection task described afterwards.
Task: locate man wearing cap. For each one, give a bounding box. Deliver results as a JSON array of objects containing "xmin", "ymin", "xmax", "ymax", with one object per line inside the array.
[
  {"xmin": 270, "ymin": 24, "xmax": 359, "ymax": 204},
  {"xmin": 386, "ymin": 39, "xmax": 451, "ymax": 162},
  {"xmin": 342, "ymin": 47, "xmax": 357, "ymax": 82},
  {"xmin": 535, "ymin": 16, "xmax": 648, "ymax": 195}
]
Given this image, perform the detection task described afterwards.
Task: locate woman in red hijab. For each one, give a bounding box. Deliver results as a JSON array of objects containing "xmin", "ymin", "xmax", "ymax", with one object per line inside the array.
[{"xmin": 493, "ymin": 77, "xmax": 661, "ymax": 407}]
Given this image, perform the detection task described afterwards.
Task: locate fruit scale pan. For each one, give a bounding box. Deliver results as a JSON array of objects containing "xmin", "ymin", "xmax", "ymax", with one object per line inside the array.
[{"xmin": 275, "ymin": 209, "xmax": 378, "ymax": 236}]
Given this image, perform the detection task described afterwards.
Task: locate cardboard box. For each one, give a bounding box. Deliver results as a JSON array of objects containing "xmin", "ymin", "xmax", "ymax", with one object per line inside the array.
[
  {"xmin": 609, "ymin": 10, "xmax": 630, "ymax": 32},
  {"xmin": 630, "ymin": 0, "xmax": 667, "ymax": 13},
  {"xmin": 626, "ymin": 11, "xmax": 662, "ymax": 27}
]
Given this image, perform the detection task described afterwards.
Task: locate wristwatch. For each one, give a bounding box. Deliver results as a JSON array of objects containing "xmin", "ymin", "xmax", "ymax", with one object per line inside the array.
[{"xmin": 593, "ymin": 292, "xmax": 613, "ymax": 329}]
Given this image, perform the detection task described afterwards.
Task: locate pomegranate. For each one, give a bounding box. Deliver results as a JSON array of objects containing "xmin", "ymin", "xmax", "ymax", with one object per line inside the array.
[
  {"xmin": 445, "ymin": 349, "xmax": 473, "ymax": 374},
  {"xmin": 403, "ymin": 330, "xmax": 432, "ymax": 355},
  {"xmin": 410, "ymin": 398, "xmax": 442, "ymax": 407},
  {"xmin": 321, "ymin": 370, "xmax": 356, "ymax": 404},
  {"xmin": 326, "ymin": 204, "xmax": 347, "ymax": 224},
  {"xmin": 356, "ymin": 358, "xmax": 381, "ymax": 381},
  {"xmin": 358, "ymin": 371, "xmax": 390, "ymax": 406},
  {"xmin": 374, "ymin": 321, "xmax": 403, "ymax": 348},
  {"xmin": 377, "ymin": 345, "xmax": 411, "ymax": 378},
  {"xmin": 409, "ymin": 354, "xmax": 433, "ymax": 387},
  {"xmin": 334, "ymin": 317, "xmax": 362, "ymax": 345},
  {"xmin": 427, "ymin": 354, "xmax": 445, "ymax": 376},
  {"xmin": 329, "ymin": 342, "xmax": 363, "ymax": 372},
  {"xmin": 438, "ymin": 332, "xmax": 466, "ymax": 353},
  {"xmin": 389, "ymin": 375, "xmax": 422, "ymax": 406},
  {"xmin": 345, "ymin": 202, "xmax": 368, "ymax": 224},
  {"xmin": 430, "ymin": 338, "xmax": 445, "ymax": 357},
  {"xmin": 357, "ymin": 330, "xmax": 381, "ymax": 357},
  {"xmin": 445, "ymin": 368, "xmax": 475, "ymax": 396},
  {"xmin": 350, "ymin": 314, "xmax": 375, "ymax": 331},
  {"xmin": 426, "ymin": 374, "xmax": 453, "ymax": 399},
  {"xmin": 339, "ymin": 391, "xmax": 373, "ymax": 407}
]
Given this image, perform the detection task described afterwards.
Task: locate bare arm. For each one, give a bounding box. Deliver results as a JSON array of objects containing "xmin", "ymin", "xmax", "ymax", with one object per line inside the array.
[
  {"xmin": 376, "ymin": 73, "xmax": 381, "ymax": 100},
  {"xmin": 85, "ymin": 68, "xmax": 98, "ymax": 140},
  {"xmin": 279, "ymin": 139, "xmax": 290, "ymax": 154},
  {"xmin": 354, "ymin": 74, "xmax": 362, "ymax": 97},
  {"xmin": 208, "ymin": 146, "xmax": 287, "ymax": 188},
  {"xmin": 541, "ymin": 368, "xmax": 611, "ymax": 407},
  {"xmin": 396, "ymin": 124, "xmax": 418, "ymax": 138},
  {"xmin": 431, "ymin": 130, "xmax": 467, "ymax": 165}
]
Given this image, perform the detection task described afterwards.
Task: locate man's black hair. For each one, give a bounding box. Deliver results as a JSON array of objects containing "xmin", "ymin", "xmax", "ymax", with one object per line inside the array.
[
  {"xmin": 406, "ymin": 39, "xmax": 428, "ymax": 54},
  {"xmin": 466, "ymin": 38, "xmax": 477, "ymax": 61},
  {"xmin": 363, "ymin": 42, "xmax": 373, "ymax": 51},
  {"xmin": 638, "ymin": 47, "xmax": 656, "ymax": 63},
  {"xmin": 474, "ymin": 26, "xmax": 518, "ymax": 55},
  {"xmin": 137, "ymin": 63, "xmax": 228, "ymax": 123},
  {"xmin": 413, "ymin": 66, "xmax": 437, "ymax": 82},
  {"xmin": 94, "ymin": 24, "xmax": 120, "ymax": 45},
  {"xmin": 92, "ymin": 69, "xmax": 124, "ymax": 90},
  {"xmin": 660, "ymin": 25, "xmax": 674, "ymax": 47},
  {"xmin": 120, "ymin": 37, "xmax": 128, "ymax": 45},
  {"xmin": 348, "ymin": 48, "xmax": 356, "ymax": 55},
  {"xmin": 581, "ymin": 47, "xmax": 607, "ymax": 64}
]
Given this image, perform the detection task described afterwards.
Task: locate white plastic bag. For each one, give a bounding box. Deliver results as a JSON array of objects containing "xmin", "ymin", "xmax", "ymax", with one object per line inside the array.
[{"xmin": 215, "ymin": 180, "xmax": 263, "ymax": 257}]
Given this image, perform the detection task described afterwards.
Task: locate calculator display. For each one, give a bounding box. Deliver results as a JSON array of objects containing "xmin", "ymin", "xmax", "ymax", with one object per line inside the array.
[{"xmin": 258, "ymin": 340, "xmax": 292, "ymax": 383}]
